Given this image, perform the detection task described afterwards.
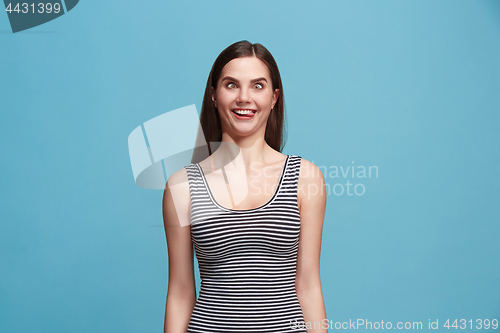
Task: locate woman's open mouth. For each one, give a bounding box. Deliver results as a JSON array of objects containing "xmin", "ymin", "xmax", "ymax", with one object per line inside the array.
[{"xmin": 231, "ymin": 109, "xmax": 256, "ymax": 119}]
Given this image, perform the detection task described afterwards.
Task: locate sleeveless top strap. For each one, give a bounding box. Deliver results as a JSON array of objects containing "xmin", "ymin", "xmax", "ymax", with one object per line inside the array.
[
  {"xmin": 274, "ymin": 154, "xmax": 302, "ymax": 207},
  {"xmin": 292, "ymin": 155, "xmax": 303, "ymax": 190},
  {"xmin": 184, "ymin": 163, "xmax": 220, "ymax": 226}
]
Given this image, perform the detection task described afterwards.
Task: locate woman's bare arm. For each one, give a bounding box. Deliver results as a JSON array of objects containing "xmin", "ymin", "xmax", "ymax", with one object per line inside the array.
[
  {"xmin": 296, "ymin": 158, "xmax": 328, "ymax": 332},
  {"xmin": 162, "ymin": 168, "xmax": 196, "ymax": 333}
]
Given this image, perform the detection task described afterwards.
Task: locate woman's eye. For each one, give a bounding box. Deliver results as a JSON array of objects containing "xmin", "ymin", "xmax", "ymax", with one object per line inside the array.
[
  {"xmin": 227, "ymin": 82, "xmax": 236, "ymax": 89},
  {"xmin": 254, "ymin": 83, "xmax": 263, "ymax": 89}
]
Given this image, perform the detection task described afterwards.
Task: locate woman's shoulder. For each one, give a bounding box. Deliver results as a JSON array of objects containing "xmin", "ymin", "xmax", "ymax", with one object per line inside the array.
[
  {"xmin": 163, "ymin": 164, "xmax": 195, "ymax": 202},
  {"xmin": 292, "ymin": 155, "xmax": 322, "ymax": 178},
  {"xmin": 295, "ymin": 156, "xmax": 326, "ymax": 211},
  {"xmin": 296, "ymin": 156, "xmax": 325, "ymax": 191},
  {"xmin": 163, "ymin": 165, "xmax": 192, "ymax": 228},
  {"xmin": 165, "ymin": 164, "xmax": 192, "ymax": 187}
]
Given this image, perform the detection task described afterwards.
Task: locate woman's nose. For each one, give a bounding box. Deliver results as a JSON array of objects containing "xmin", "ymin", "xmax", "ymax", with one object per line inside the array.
[{"xmin": 236, "ymin": 88, "xmax": 251, "ymax": 103}]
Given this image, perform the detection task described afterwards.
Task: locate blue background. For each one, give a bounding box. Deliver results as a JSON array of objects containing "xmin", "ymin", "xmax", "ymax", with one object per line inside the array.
[{"xmin": 1, "ymin": 0, "xmax": 499, "ymax": 332}]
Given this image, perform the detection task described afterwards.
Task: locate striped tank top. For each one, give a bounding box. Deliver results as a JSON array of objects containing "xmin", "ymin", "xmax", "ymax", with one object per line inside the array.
[{"xmin": 184, "ymin": 154, "xmax": 307, "ymax": 332}]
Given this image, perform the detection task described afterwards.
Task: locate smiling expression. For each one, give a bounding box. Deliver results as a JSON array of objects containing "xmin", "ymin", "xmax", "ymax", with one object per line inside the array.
[{"xmin": 212, "ymin": 56, "xmax": 280, "ymax": 137}]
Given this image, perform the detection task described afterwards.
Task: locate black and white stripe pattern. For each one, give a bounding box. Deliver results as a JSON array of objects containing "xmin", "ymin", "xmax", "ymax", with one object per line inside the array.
[{"xmin": 183, "ymin": 154, "xmax": 307, "ymax": 332}]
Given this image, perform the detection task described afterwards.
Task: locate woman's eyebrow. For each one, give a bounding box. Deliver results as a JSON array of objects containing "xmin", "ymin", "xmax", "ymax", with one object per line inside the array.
[{"xmin": 222, "ymin": 76, "xmax": 268, "ymax": 83}]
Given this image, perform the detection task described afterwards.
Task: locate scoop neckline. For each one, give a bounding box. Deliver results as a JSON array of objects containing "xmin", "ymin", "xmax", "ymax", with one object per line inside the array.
[{"xmin": 195, "ymin": 154, "xmax": 290, "ymax": 213}]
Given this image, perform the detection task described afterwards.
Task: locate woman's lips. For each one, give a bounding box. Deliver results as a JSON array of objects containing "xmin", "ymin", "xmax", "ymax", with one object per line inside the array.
[{"xmin": 231, "ymin": 109, "xmax": 256, "ymax": 119}]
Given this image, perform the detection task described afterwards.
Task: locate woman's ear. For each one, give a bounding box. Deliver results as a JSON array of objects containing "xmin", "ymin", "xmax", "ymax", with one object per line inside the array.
[
  {"xmin": 211, "ymin": 87, "xmax": 217, "ymax": 107},
  {"xmin": 272, "ymin": 88, "xmax": 280, "ymax": 107}
]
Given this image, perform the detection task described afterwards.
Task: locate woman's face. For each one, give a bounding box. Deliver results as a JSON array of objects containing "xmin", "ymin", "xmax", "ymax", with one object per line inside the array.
[{"xmin": 212, "ymin": 56, "xmax": 279, "ymax": 139}]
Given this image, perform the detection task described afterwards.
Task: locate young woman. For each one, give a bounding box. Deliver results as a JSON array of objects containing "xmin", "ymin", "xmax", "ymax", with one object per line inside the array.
[{"xmin": 163, "ymin": 40, "xmax": 327, "ymax": 332}]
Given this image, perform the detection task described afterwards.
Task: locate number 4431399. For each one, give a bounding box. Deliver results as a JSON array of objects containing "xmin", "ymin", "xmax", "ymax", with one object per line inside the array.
[
  {"xmin": 5, "ymin": 3, "xmax": 61, "ymax": 14},
  {"xmin": 444, "ymin": 319, "xmax": 498, "ymax": 329}
]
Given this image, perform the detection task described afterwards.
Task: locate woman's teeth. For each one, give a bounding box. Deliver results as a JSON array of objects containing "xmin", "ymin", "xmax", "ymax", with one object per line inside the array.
[{"xmin": 233, "ymin": 109, "xmax": 255, "ymax": 115}]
